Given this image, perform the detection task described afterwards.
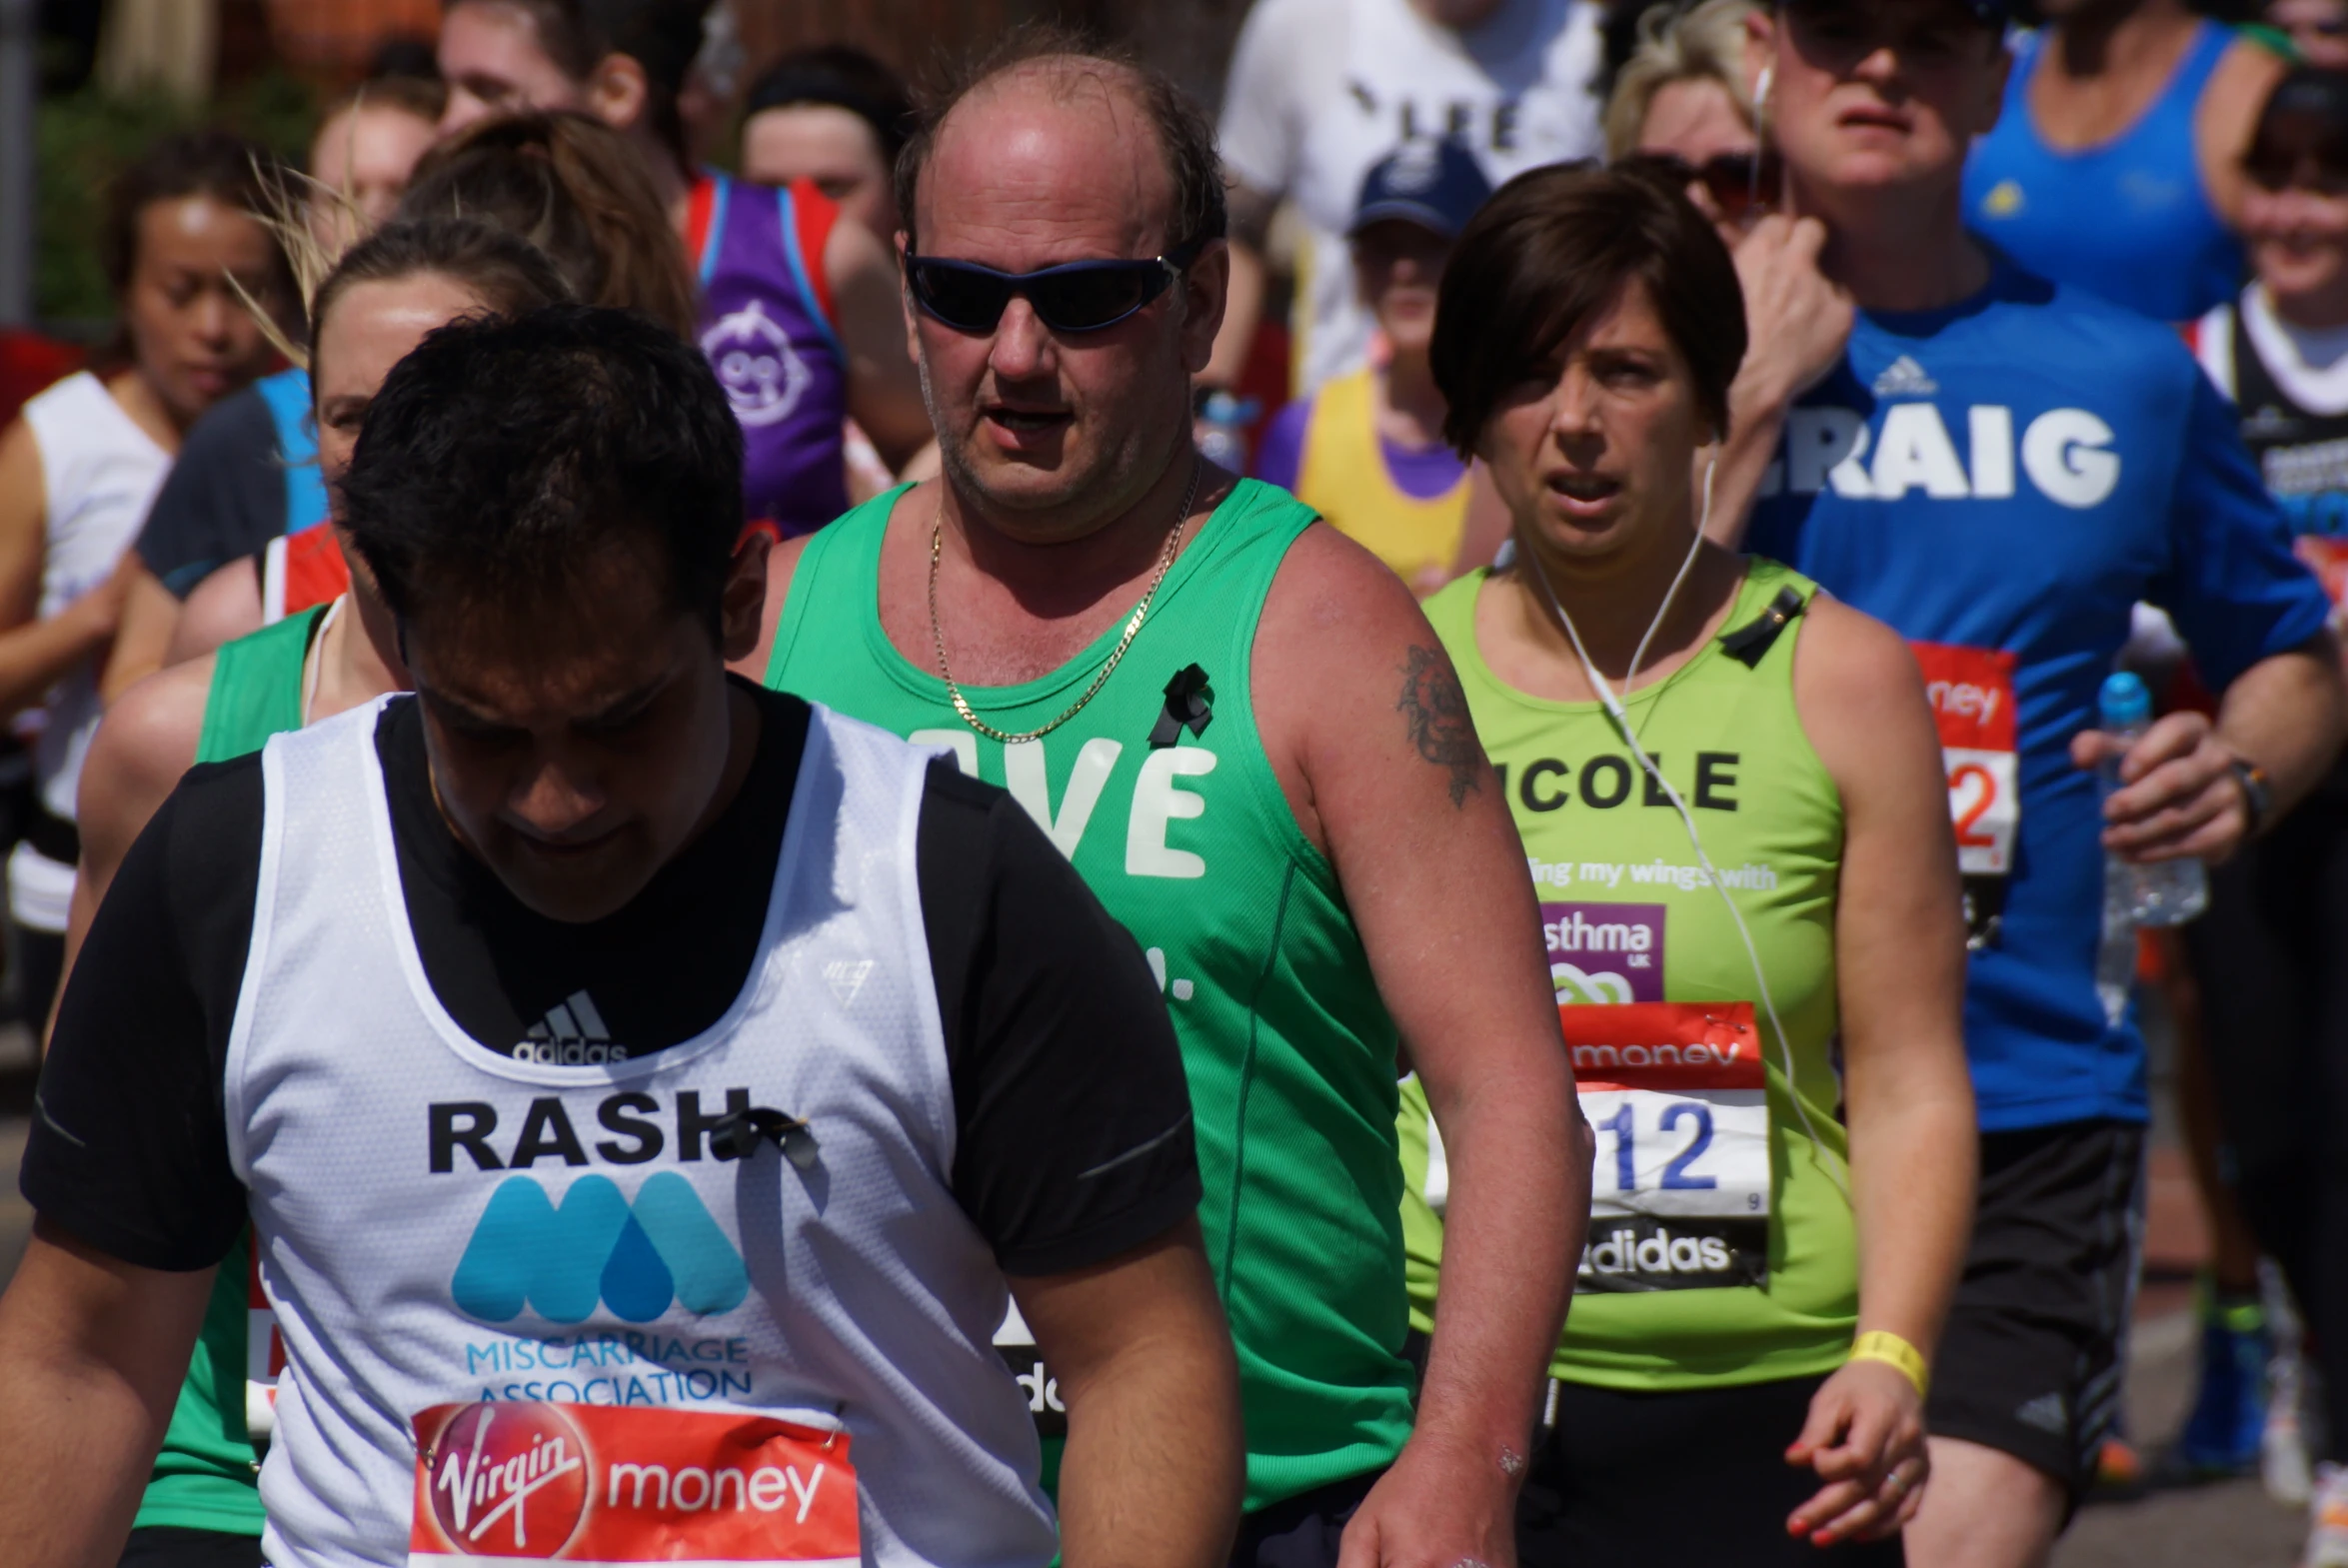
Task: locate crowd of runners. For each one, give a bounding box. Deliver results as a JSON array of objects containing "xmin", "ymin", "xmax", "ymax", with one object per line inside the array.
[{"xmin": 0, "ymin": 0, "xmax": 2344, "ymax": 1565}]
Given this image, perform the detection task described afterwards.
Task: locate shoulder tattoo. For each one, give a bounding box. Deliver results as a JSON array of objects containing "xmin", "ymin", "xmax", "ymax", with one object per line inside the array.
[{"xmin": 1397, "ymin": 646, "xmax": 1481, "ymax": 809}]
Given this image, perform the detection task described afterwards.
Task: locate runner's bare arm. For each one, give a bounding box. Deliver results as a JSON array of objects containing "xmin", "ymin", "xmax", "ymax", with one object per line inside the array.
[
  {"xmin": 2195, "ymin": 35, "xmax": 2289, "ymax": 229},
  {"xmin": 0, "ymin": 420, "xmax": 135, "ymax": 720},
  {"xmin": 98, "ymin": 554, "xmax": 177, "ymax": 703},
  {"xmin": 0, "ymin": 1218, "xmax": 214, "ymax": 1566},
  {"xmin": 827, "ymin": 216, "xmax": 932, "ymax": 473},
  {"xmin": 1786, "ymin": 596, "xmax": 1975, "ymax": 1546},
  {"xmin": 2076, "ymin": 634, "xmax": 2348, "ymax": 863},
  {"xmin": 55, "ymin": 656, "xmax": 216, "ymax": 1039},
  {"xmin": 164, "ymin": 556, "xmax": 264, "ymax": 667},
  {"xmin": 1253, "ymin": 524, "xmax": 1588, "ymax": 1568},
  {"xmin": 1014, "ymin": 1216, "xmax": 1242, "ymax": 1568}
]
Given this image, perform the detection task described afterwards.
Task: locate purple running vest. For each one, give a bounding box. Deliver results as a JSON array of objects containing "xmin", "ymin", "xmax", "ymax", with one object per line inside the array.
[{"xmin": 690, "ymin": 173, "xmax": 852, "ymax": 536}]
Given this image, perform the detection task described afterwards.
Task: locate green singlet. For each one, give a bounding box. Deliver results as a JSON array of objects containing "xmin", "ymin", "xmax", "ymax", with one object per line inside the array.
[
  {"xmin": 135, "ymin": 602, "xmax": 325, "ymax": 1536},
  {"xmin": 767, "ymin": 481, "xmax": 1415, "ymax": 1511},
  {"xmin": 1398, "ymin": 560, "xmax": 1857, "ymax": 1390}
]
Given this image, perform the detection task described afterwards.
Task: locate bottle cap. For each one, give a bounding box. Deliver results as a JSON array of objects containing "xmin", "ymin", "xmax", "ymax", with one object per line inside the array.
[{"xmin": 2098, "ymin": 670, "xmax": 2152, "ymax": 729}]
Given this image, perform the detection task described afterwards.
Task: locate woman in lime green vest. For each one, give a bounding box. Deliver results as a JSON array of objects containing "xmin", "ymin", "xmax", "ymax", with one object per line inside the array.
[
  {"xmin": 1253, "ymin": 140, "xmax": 1489, "ymax": 597},
  {"xmin": 1397, "ymin": 164, "xmax": 1977, "ymax": 1562}
]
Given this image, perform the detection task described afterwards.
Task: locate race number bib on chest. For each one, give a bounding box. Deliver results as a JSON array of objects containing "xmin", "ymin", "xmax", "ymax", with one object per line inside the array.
[
  {"xmin": 1912, "ymin": 642, "xmax": 2018, "ymax": 945},
  {"xmin": 1571, "ymin": 1002, "xmax": 1769, "ymax": 1293},
  {"xmin": 409, "ymin": 1402, "xmax": 857, "ymax": 1565}
]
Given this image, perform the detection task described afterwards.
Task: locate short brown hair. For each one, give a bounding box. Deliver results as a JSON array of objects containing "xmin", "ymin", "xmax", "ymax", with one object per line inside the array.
[
  {"xmin": 894, "ymin": 23, "xmax": 1226, "ymax": 254},
  {"xmin": 1431, "ymin": 163, "xmax": 1747, "ymax": 457}
]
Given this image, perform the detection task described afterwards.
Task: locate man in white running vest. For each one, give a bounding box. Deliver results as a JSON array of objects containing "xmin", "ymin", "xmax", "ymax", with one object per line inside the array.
[{"xmin": 0, "ymin": 306, "xmax": 1243, "ymax": 1568}]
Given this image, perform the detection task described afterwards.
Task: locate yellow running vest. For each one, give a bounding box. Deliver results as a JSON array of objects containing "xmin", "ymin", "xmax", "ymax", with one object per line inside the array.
[
  {"xmin": 1292, "ymin": 369, "xmax": 1469, "ymax": 587},
  {"xmin": 1399, "ymin": 559, "xmax": 1858, "ymax": 1390}
]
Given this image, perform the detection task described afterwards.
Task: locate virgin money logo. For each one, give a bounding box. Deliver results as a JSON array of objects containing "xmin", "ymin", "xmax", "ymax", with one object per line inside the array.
[{"xmin": 424, "ymin": 1401, "xmax": 589, "ymax": 1558}]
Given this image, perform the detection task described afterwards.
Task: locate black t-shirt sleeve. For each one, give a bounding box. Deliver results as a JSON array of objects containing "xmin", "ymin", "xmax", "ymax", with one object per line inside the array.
[
  {"xmin": 918, "ymin": 763, "xmax": 1200, "ymax": 1277},
  {"xmin": 134, "ymin": 388, "xmax": 285, "ymax": 597},
  {"xmin": 20, "ymin": 760, "xmax": 261, "ymax": 1270}
]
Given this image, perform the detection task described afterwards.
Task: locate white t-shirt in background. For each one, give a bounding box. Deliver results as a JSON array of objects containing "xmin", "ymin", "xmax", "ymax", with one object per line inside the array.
[{"xmin": 1218, "ymin": 0, "xmax": 1605, "ymax": 396}]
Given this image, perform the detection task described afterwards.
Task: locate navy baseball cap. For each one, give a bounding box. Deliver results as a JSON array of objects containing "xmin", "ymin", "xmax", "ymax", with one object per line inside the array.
[
  {"xmin": 1781, "ymin": 0, "xmax": 2008, "ymax": 27},
  {"xmin": 1348, "ymin": 140, "xmax": 1494, "ymax": 240}
]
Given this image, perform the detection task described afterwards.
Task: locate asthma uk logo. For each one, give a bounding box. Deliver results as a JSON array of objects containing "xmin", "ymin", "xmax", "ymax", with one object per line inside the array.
[{"xmin": 424, "ymin": 1401, "xmax": 590, "ymax": 1557}]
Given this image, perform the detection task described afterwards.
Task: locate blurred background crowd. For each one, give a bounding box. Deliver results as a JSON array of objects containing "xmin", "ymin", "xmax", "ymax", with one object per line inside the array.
[{"xmin": 2, "ymin": 1, "xmax": 2347, "ymax": 1563}]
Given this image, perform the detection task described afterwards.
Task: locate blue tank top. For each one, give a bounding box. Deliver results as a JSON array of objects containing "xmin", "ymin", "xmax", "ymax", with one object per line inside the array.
[
  {"xmin": 251, "ymin": 367, "xmax": 328, "ymax": 537},
  {"xmin": 1963, "ymin": 21, "xmax": 2244, "ymax": 323},
  {"xmin": 1746, "ymin": 256, "xmax": 2327, "ymax": 1132}
]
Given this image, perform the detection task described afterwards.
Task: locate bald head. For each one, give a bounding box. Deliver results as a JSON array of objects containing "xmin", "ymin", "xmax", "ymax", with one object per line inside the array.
[{"xmin": 894, "ymin": 33, "xmax": 1224, "ymax": 254}]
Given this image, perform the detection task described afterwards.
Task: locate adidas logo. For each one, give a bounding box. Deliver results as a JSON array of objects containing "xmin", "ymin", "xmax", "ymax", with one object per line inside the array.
[
  {"xmin": 1872, "ymin": 355, "xmax": 1938, "ymax": 398},
  {"xmin": 2014, "ymin": 1391, "xmax": 2068, "ymax": 1436},
  {"xmin": 512, "ymin": 989, "xmax": 629, "ymax": 1065}
]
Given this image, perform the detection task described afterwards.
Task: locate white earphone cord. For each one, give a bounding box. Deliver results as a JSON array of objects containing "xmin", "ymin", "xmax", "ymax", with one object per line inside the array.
[{"xmin": 1520, "ymin": 460, "xmax": 1852, "ymax": 1204}]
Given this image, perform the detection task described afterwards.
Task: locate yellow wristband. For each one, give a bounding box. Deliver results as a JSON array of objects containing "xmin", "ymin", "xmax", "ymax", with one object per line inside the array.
[{"xmin": 1849, "ymin": 1332, "xmax": 1930, "ymax": 1398}]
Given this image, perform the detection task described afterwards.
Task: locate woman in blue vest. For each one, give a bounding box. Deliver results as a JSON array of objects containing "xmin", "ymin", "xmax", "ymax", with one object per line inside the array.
[{"xmin": 1964, "ymin": 0, "xmax": 2286, "ymax": 322}]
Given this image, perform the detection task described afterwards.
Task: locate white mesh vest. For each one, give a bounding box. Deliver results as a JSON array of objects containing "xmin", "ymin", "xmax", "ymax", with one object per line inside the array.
[{"xmin": 224, "ymin": 699, "xmax": 1056, "ymax": 1568}]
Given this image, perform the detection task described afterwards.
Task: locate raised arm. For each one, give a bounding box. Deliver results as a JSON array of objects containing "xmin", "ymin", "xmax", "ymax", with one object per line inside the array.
[
  {"xmin": 827, "ymin": 215, "xmax": 932, "ymax": 473},
  {"xmin": 0, "ymin": 1221, "xmax": 215, "ymax": 1567},
  {"xmin": 1783, "ymin": 597, "xmax": 1976, "ymax": 1546},
  {"xmin": 1708, "ymin": 217, "xmax": 1855, "ymax": 548},
  {"xmin": 1254, "ymin": 524, "xmax": 1588, "ymax": 1568},
  {"xmin": 1015, "ymin": 1218, "xmax": 1243, "ymax": 1568}
]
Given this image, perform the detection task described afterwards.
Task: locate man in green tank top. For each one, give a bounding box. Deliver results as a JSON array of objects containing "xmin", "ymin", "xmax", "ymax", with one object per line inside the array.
[{"xmin": 753, "ymin": 35, "xmax": 1591, "ymax": 1564}]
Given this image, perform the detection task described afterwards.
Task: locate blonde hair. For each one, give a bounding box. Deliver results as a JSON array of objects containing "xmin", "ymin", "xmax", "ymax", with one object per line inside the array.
[{"xmin": 1603, "ymin": 0, "xmax": 1761, "ymax": 163}]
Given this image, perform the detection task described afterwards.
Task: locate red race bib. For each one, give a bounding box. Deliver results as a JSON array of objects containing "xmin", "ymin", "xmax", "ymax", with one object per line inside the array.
[
  {"xmin": 409, "ymin": 1402, "xmax": 858, "ymax": 1564},
  {"xmin": 1910, "ymin": 642, "xmax": 2019, "ymax": 878},
  {"xmin": 1565, "ymin": 1002, "xmax": 1770, "ymax": 1292}
]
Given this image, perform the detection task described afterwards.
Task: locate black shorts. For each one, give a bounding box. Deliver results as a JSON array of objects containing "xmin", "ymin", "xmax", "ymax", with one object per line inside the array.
[
  {"xmin": 1519, "ymin": 1375, "xmax": 1905, "ymax": 1566},
  {"xmin": 1926, "ymin": 1117, "xmax": 2144, "ymax": 1500},
  {"xmin": 118, "ymin": 1526, "xmax": 266, "ymax": 1568},
  {"xmin": 1228, "ymin": 1469, "xmax": 1382, "ymax": 1568}
]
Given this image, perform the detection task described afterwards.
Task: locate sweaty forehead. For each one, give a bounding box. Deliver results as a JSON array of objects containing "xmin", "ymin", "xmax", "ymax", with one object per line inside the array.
[{"xmin": 919, "ymin": 62, "xmax": 1174, "ymax": 262}]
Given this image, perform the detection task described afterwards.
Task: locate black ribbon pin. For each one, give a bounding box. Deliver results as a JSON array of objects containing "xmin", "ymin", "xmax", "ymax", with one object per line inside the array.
[
  {"xmin": 1717, "ymin": 587, "xmax": 1807, "ymax": 669},
  {"xmin": 1149, "ymin": 664, "xmax": 1213, "ymax": 748},
  {"xmin": 711, "ymin": 1106, "xmax": 821, "ymax": 1170}
]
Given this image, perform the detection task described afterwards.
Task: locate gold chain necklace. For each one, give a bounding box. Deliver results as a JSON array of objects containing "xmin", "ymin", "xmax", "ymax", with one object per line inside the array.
[{"xmin": 929, "ymin": 458, "xmax": 1203, "ymax": 746}]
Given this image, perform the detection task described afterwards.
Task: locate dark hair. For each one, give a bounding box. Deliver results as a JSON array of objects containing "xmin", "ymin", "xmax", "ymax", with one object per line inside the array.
[
  {"xmin": 894, "ymin": 23, "xmax": 1227, "ymax": 254},
  {"xmin": 2248, "ymin": 65, "xmax": 2348, "ymax": 175},
  {"xmin": 338, "ymin": 305, "xmax": 745, "ymax": 637},
  {"xmin": 1430, "ymin": 162, "xmax": 1747, "ymax": 455},
  {"xmin": 399, "ymin": 112, "xmax": 699, "ymax": 338},
  {"xmin": 101, "ymin": 129, "xmax": 291, "ymax": 300},
  {"xmin": 451, "ymin": 0, "xmax": 712, "ymax": 172},
  {"xmin": 745, "ymin": 45, "xmax": 913, "ymax": 166},
  {"xmin": 307, "ymin": 217, "xmax": 574, "ymax": 392}
]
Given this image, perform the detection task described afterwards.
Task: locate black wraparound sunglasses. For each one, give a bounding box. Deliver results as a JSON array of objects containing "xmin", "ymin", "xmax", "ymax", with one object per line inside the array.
[{"xmin": 905, "ymin": 239, "xmax": 1204, "ymax": 335}]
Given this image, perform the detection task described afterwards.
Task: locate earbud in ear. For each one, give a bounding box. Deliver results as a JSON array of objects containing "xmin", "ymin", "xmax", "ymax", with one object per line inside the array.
[{"xmin": 1754, "ymin": 67, "xmax": 1773, "ymax": 112}]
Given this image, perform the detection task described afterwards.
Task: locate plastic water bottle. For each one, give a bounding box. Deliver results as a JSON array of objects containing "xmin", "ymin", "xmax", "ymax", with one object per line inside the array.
[
  {"xmin": 2098, "ymin": 671, "xmax": 2208, "ymax": 926},
  {"xmin": 1195, "ymin": 390, "xmax": 1259, "ymax": 473}
]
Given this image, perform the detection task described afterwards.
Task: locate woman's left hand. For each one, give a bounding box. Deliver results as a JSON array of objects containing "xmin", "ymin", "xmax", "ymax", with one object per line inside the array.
[{"xmin": 1783, "ymin": 1359, "xmax": 1929, "ymax": 1547}]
